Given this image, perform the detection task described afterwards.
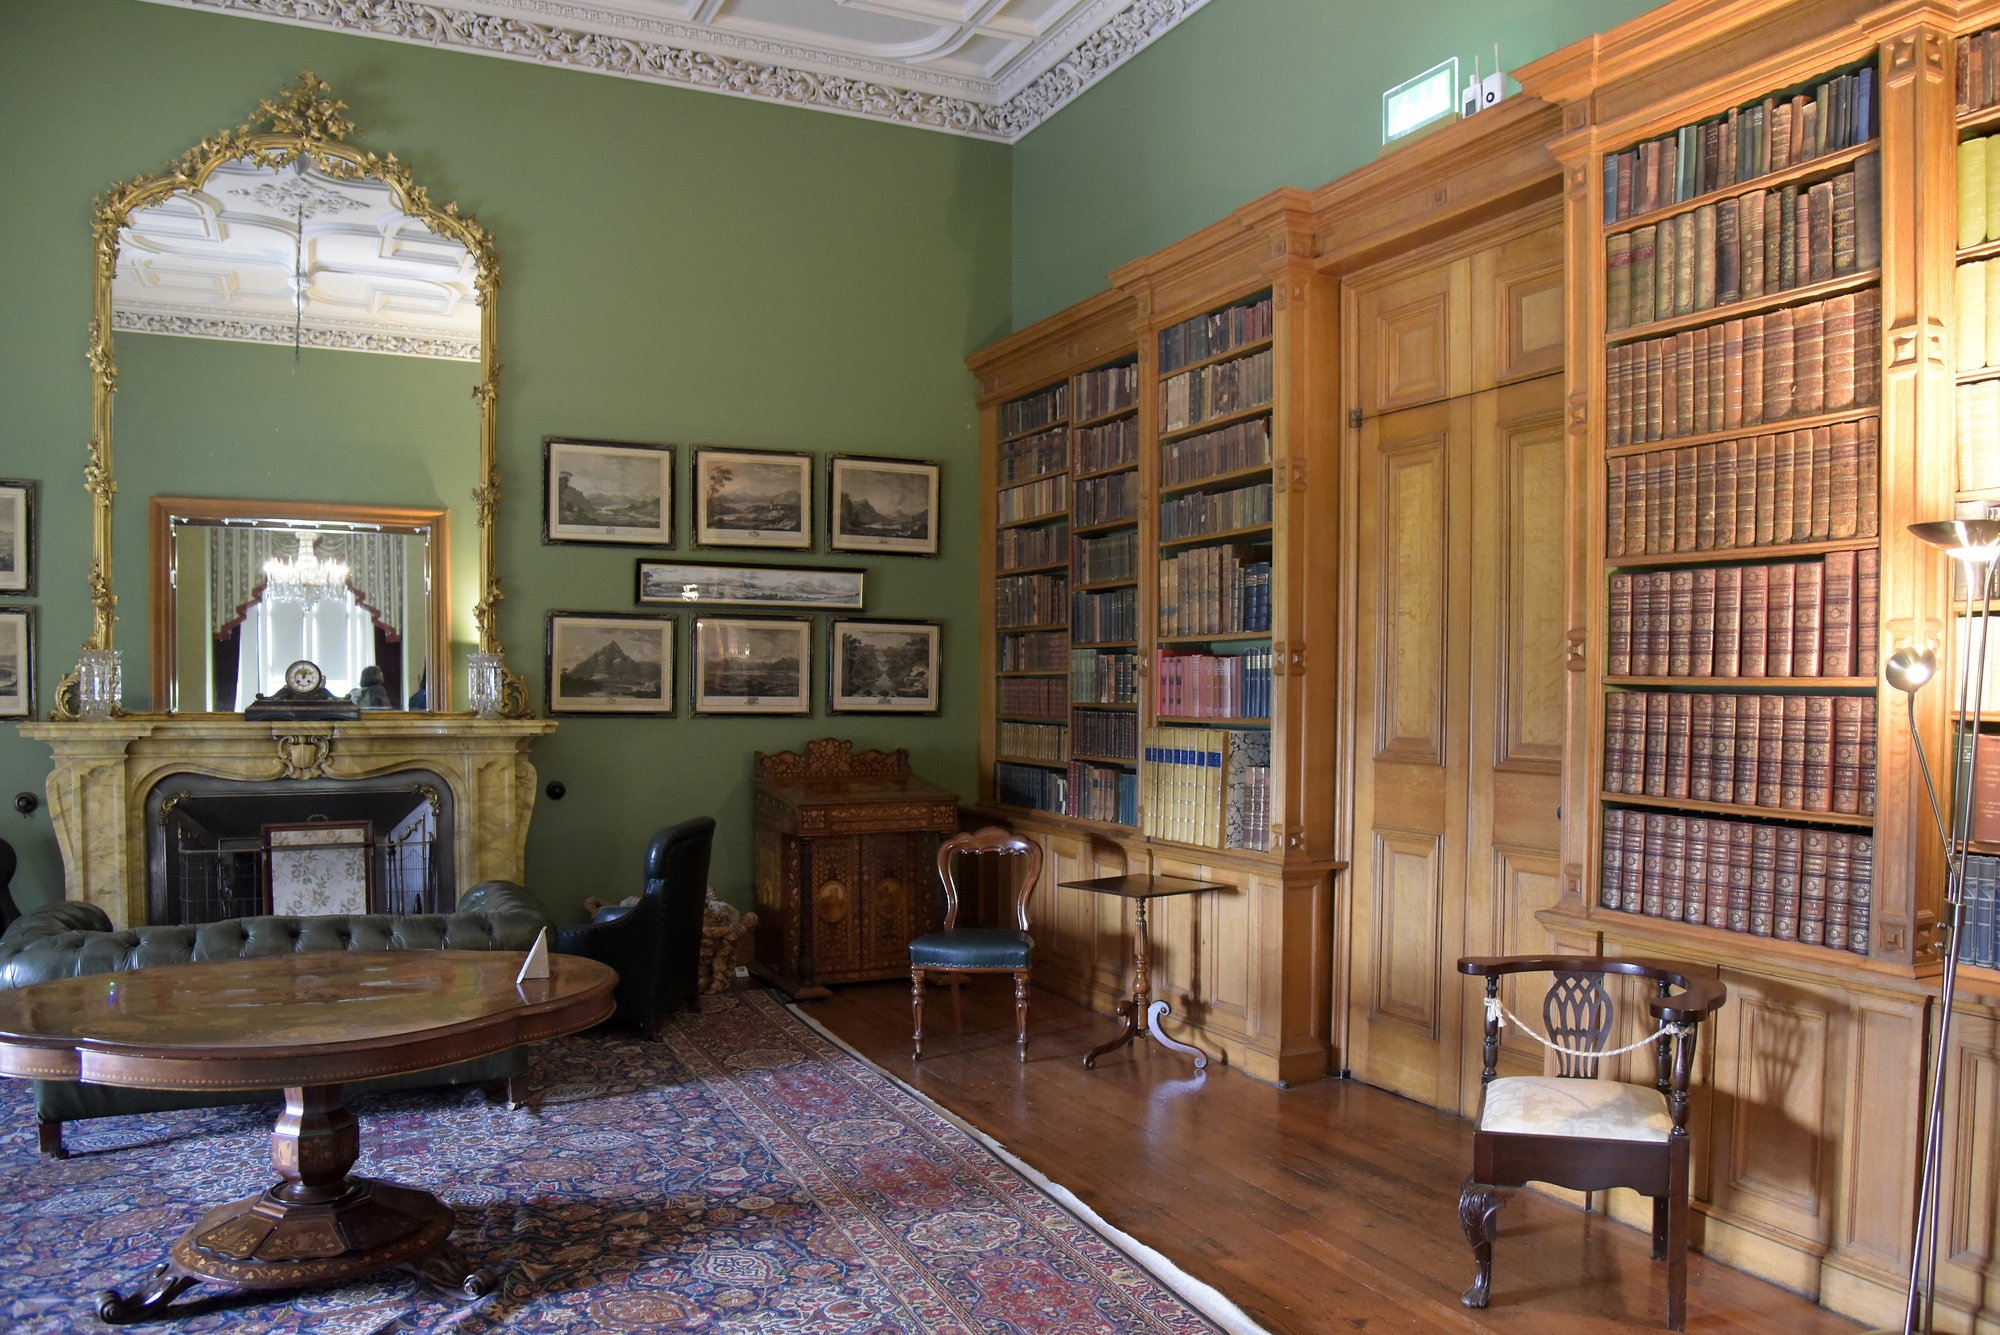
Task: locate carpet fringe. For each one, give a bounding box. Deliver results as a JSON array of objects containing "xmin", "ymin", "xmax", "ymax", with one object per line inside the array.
[{"xmin": 785, "ymin": 1002, "xmax": 1273, "ymax": 1335}]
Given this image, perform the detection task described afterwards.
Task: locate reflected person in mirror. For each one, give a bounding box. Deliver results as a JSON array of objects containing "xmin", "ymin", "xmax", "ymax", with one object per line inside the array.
[{"xmin": 350, "ymin": 665, "xmax": 391, "ymax": 709}]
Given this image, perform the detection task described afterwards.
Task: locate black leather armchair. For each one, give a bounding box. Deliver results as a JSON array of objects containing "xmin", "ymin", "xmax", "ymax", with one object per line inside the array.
[{"xmin": 557, "ymin": 816, "xmax": 713, "ymax": 1039}]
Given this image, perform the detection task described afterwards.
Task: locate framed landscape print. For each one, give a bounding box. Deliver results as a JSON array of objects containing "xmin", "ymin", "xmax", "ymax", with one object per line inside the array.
[
  {"xmin": 829, "ymin": 618, "xmax": 940, "ymax": 714},
  {"xmin": 692, "ymin": 616, "xmax": 811, "ymax": 715},
  {"xmin": 828, "ymin": 455, "xmax": 939, "ymax": 556},
  {"xmin": 0, "ymin": 607, "xmax": 32, "ymax": 718},
  {"xmin": 0, "ymin": 480, "xmax": 34, "ymax": 595},
  {"xmin": 546, "ymin": 611, "xmax": 677, "ymax": 715},
  {"xmin": 543, "ymin": 438, "xmax": 675, "ymax": 546},
  {"xmin": 693, "ymin": 447, "xmax": 813, "ymax": 550},
  {"xmin": 636, "ymin": 560, "xmax": 863, "ymax": 611}
]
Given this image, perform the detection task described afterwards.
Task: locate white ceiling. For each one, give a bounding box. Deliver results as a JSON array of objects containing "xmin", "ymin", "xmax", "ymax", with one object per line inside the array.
[
  {"xmin": 135, "ymin": 0, "xmax": 1209, "ymax": 141},
  {"xmin": 112, "ymin": 158, "xmax": 482, "ymax": 360}
]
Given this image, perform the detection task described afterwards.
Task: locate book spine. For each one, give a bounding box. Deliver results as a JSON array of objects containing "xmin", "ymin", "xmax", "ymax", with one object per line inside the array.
[
  {"xmin": 1716, "ymin": 565, "xmax": 1743, "ymax": 676},
  {"xmin": 1601, "ymin": 810, "xmax": 1624, "ymax": 908},
  {"xmin": 1775, "ymin": 827, "xmax": 1803, "ymax": 941},
  {"xmin": 1832, "ymin": 695, "xmax": 1863, "ymax": 815},
  {"xmin": 1608, "ymin": 571, "xmax": 1633, "ymax": 677},
  {"xmin": 1766, "ymin": 563, "xmax": 1796, "ymax": 677},
  {"xmin": 1750, "ymin": 824, "xmax": 1778, "ymax": 935},
  {"xmin": 1692, "ymin": 566, "xmax": 1717, "ymax": 675},
  {"xmin": 1781, "ymin": 693, "xmax": 1808, "ymax": 809},
  {"xmin": 1822, "ymin": 548, "xmax": 1856, "ymax": 676},
  {"xmin": 1667, "ymin": 693, "xmax": 1693, "ymax": 798},
  {"xmin": 1713, "ymin": 693, "xmax": 1739, "ymax": 803},
  {"xmin": 1740, "ymin": 565, "xmax": 1769, "ymax": 676},
  {"xmin": 1690, "ymin": 692, "xmax": 1716, "ymax": 801},
  {"xmin": 1684, "ymin": 819, "xmax": 1709, "ymax": 926},
  {"xmin": 1793, "ymin": 559, "xmax": 1823, "ymax": 679},
  {"xmin": 1857, "ymin": 546, "xmax": 1880, "ymax": 676}
]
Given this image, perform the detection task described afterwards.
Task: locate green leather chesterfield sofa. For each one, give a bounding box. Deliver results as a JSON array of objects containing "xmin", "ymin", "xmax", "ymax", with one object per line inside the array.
[{"xmin": 0, "ymin": 881, "xmax": 551, "ymax": 1157}]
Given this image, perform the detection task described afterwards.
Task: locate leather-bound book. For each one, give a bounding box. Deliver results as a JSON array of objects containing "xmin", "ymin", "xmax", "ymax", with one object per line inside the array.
[
  {"xmin": 1675, "ymin": 447, "xmax": 1698, "ymax": 552},
  {"xmin": 1695, "ymin": 204, "xmax": 1719, "ymax": 311},
  {"xmin": 1683, "ymin": 819, "xmax": 1709, "ymax": 926},
  {"xmin": 1778, "ymin": 184, "xmax": 1800, "ymax": 290},
  {"xmin": 1828, "ymin": 422, "xmax": 1859, "ymax": 542},
  {"xmin": 1692, "ymin": 327, "xmax": 1713, "ymax": 436},
  {"xmin": 1712, "ymin": 694, "xmax": 1740, "ymax": 803},
  {"xmin": 1793, "ymin": 190, "xmax": 1813, "ymax": 289},
  {"xmin": 1733, "ymin": 695, "xmax": 1763, "ymax": 800},
  {"xmin": 1674, "ymin": 332, "xmax": 1696, "ymax": 438},
  {"xmin": 1601, "ymin": 812, "xmax": 1625, "ymax": 909},
  {"xmin": 1646, "ymin": 341, "xmax": 1666, "ymax": 441},
  {"xmin": 1824, "ymin": 832, "xmax": 1852, "ymax": 950},
  {"xmin": 1690, "ymin": 693, "xmax": 1716, "ymax": 800},
  {"xmin": 1770, "ymin": 434, "xmax": 1795, "ymax": 541},
  {"xmin": 1640, "ymin": 140, "xmax": 1661, "ymax": 214},
  {"xmin": 1692, "ymin": 566, "xmax": 1718, "ymax": 674},
  {"xmin": 1856, "ymin": 547, "xmax": 1880, "ymax": 675},
  {"xmin": 1749, "ymin": 824, "xmax": 1778, "ymax": 935},
  {"xmin": 1607, "ymin": 347, "xmax": 1627, "ymax": 447},
  {"xmin": 1800, "ymin": 99, "xmax": 1820, "ymax": 162},
  {"xmin": 1675, "ymin": 211, "xmax": 1698, "ymax": 316},
  {"xmin": 1771, "ymin": 104, "xmax": 1794, "ymax": 173},
  {"xmin": 1736, "ymin": 442, "xmax": 1760, "ymax": 547},
  {"xmin": 1715, "ymin": 441, "xmax": 1739, "ymax": 547},
  {"xmin": 1765, "ymin": 307, "xmax": 1796, "ymax": 420},
  {"xmin": 1774, "ymin": 827, "xmax": 1804, "ymax": 941},
  {"xmin": 1855, "ymin": 152, "xmax": 1881, "ymax": 272},
  {"xmin": 1644, "ymin": 692, "xmax": 1669, "ymax": 796},
  {"xmin": 1739, "ymin": 565, "xmax": 1769, "ymax": 676},
  {"xmin": 1646, "ymin": 451, "xmax": 1669, "ymax": 556},
  {"xmin": 1718, "ymin": 198, "xmax": 1741, "ymax": 305},
  {"xmin": 1716, "ymin": 567, "xmax": 1743, "ymax": 676},
  {"xmin": 1804, "ymin": 694, "xmax": 1834, "ymax": 812},
  {"xmin": 1807, "ymin": 181, "xmax": 1834, "ymax": 285},
  {"xmin": 1723, "ymin": 319, "xmax": 1746, "ymax": 429},
  {"xmin": 1626, "ymin": 448, "xmax": 1649, "ymax": 553},
  {"xmin": 1707, "ymin": 332, "xmax": 1725, "ymax": 430},
  {"xmin": 1606, "ymin": 456, "xmax": 1626, "ymax": 557},
  {"xmin": 1800, "ymin": 832, "xmax": 1828, "ymax": 945},
  {"xmin": 1854, "ymin": 289, "xmax": 1881, "ymax": 405},
  {"xmin": 1667, "ymin": 694, "xmax": 1693, "ymax": 798},
  {"xmin": 1860, "ymin": 700, "xmax": 1877, "ymax": 818},
  {"xmin": 1847, "ymin": 836, "xmax": 1872, "ymax": 956},
  {"xmin": 1703, "ymin": 121, "xmax": 1722, "ymax": 194},
  {"xmin": 1642, "ymin": 812, "xmax": 1668, "ymax": 916},
  {"xmin": 1858, "ymin": 418, "xmax": 1879, "ymax": 538},
  {"xmin": 1743, "ymin": 313, "xmax": 1767, "ymax": 424},
  {"xmin": 1625, "ymin": 686, "xmax": 1649, "ymax": 792},
  {"xmin": 1742, "ymin": 189, "xmax": 1767, "ymax": 297},
  {"xmin": 1604, "ymin": 692, "xmax": 1627, "ymax": 794},
  {"xmin": 1809, "ymin": 426, "xmax": 1834, "ymax": 539},
  {"xmin": 1669, "ymin": 567, "xmax": 1696, "ymax": 676},
  {"xmin": 1663, "ymin": 815, "xmax": 1689, "ymax": 921},
  {"xmin": 1821, "ymin": 549, "xmax": 1856, "ymax": 676},
  {"xmin": 1757, "ymin": 693, "xmax": 1786, "ymax": 806},
  {"xmin": 1650, "ymin": 570, "xmax": 1676, "ymax": 676},
  {"xmin": 1616, "ymin": 151, "xmax": 1636, "ymax": 221},
  {"xmin": 1766, "ymin": 562, "xmax": 1797, "ymax": 677},
  {"xmin": 1780, "ymin": 693, "xmax": 1808, "ymax": 808},
  {"xmin": 1792, "ymin": 559, "xmax": 1824, "ymax": 679},
  {"xmin": 1802, "ymin": 829, "xmax": 1831, "ymax": 944},
  {"xmin": 1607, "ymin": 233, "xmax": 1634, "ymax": 331},
  {"xmin": 1824, "ymin": 292, "xmax": 1856, "ymax": 410},
  {"xmin": 1831, "ymin": 171, "xmax": 1857, "ymax": 277},
  {"xmin": 1621, "ymin": 810, "xmax": 1647, "ymax": 912},
  {"xmin": 1608, "ymin": 571, "xmax": 1634, "ymax": 677},
  {"xmin": 1831, "ymin": 695, "xmax": 1863, "ymax": 814},
  {"xmin": 1727, "ymin": 820, "xmax": 1755, "ymax": 932},
  {"xmin": 1793, "ymin": 428, "xmax": 1818, "ymax": 541},
  {"xmin": 1793, "ymin": 301, "xmax": 1826, "ymax": 418},
  {"xmin": 1705, "ymin": 821, "xmax": 1732, "ymax": 926},
  {"xmin": 1763, "ymin": 189, "xmax": 1785, "ymax": 296},
  {"xmin": 1631, "ymin": 225, "xmax": 1659, "ymax": 326}
]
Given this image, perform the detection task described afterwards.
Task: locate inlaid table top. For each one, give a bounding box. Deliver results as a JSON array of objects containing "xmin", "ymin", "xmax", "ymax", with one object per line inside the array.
[{"xmin": 1058, "ymin": 873, "xmax": 1225, "ymax": 900}]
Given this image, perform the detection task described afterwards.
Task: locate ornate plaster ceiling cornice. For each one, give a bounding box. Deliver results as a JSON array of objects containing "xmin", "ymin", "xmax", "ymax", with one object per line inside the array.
[{"xmin": 133, "ymin": 0, "xmax": 1211, "ymax": 142}]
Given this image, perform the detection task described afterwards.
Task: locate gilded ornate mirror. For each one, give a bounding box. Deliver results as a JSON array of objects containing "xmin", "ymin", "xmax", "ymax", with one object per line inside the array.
[{"xmin": 62, "ymin": 73, "xmax": 528, "ymax": 718}]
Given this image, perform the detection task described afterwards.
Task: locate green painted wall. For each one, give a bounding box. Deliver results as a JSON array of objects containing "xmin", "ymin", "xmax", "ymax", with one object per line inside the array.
[
  {"xmin": 0, "ymin": 0, "xmax": 1010, "ymax": 919},
  {"xmin": 1010, "ymin": 0, "xmax": 1661, "ymax": 326}
]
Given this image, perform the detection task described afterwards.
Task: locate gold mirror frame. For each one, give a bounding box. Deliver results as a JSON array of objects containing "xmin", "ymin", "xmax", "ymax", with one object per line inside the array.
[{"xmin": 57, "ymin": 72, "xmax": 529, "ymax": 719}]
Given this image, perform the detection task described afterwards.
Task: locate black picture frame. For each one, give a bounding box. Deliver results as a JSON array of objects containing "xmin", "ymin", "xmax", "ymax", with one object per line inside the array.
[
  {"xmin": 827, "ymin": 454, "xmax": 940, "ymax": 557},
  {"xmin": 545, "ymin": 610, "xmax": 678, "ymax": 716},
  {"xmin": 691, "ymin": 615, "xmax": 812, "ymax": 716},
  {"xmin": 827, "ymin": 618, "xmax": 941, "ymax": 715},
  {"xmin": 692, "ymin": 447, "xmax": 814, "ymax": 550},
  {"xmin": 0, "ymin": 479, "xmax": 35, "ymax": 596},
  {"xmin": 0, "ymin": 605, "xmax": 34, "ymax": 718},
  {"xmin": 635, "ymin": 559, "xmax": 864, "ymax": 611},
  {"xmin": 542, "ymin": 437, "xmax": 676, "ymax": 547}
]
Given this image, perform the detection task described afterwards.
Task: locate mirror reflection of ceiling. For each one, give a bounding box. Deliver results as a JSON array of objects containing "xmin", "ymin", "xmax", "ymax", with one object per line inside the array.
[
  {"xmin": 133, "ymin": 0, "xmax": 1209, "ymax": 141},
  {"xmin": 112, "ymin": 159, "xmax": 480, "ymax": 362}
]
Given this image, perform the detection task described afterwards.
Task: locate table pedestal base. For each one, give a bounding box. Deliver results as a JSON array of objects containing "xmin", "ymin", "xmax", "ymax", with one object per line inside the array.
[
  {"xmin": 1081, "ymin": 899, "xmax": 1210, "ymax": 1072},
  {"xmin": 94, "ymin": 1084, "xmax": 499, "ymax": 1324}
]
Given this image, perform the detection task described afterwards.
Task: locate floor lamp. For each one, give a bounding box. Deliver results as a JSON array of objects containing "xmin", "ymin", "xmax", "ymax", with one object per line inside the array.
[{"xmin": 1893, "ymin": 518, "xmax": 2000, "ymax": 1335}]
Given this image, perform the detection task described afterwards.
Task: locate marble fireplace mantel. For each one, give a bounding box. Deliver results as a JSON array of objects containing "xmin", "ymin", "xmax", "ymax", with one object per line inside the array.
[{"xmin": 20, "ymin": 716, "xmax": 557, "ymax": 927}]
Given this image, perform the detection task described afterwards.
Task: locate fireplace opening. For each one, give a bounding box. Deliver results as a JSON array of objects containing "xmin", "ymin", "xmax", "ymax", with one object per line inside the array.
[{"xmin": 143, "ymin": 770, "xmax": 457, "ymax": 926}]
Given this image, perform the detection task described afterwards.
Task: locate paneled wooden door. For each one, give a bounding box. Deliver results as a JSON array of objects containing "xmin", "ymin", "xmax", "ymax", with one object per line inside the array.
[{"xmin": 1342, "ymin": 218, "xmax": 1567, "ymax": 1114}]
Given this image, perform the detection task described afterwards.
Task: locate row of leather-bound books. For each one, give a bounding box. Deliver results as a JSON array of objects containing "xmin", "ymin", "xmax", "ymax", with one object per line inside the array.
[
  {"xmin": 1605, "ymin": 291, "xmax": 1881, "ymax": 446},
  {"xmin": 999, "ymin": 382, "xmax": 1067, "ymax": 439},
  {"xmin": 1599, "ymin": 810, "xmax": 1873, "ymax": 954},
  {"xmin": 1607, "ymin": 421, "xmax": 1878, "ymax": 556},
  {"xmin": 1605, "ymin": 155, "xmax": 1879, "ymax": 331},
  {"xmin": 1603, "ymin": 690, "xmax": 1877, "ymax": 816},
  {"xmin": 1607, "ymin": 553, "xmax": 1879, "ymax": 680},
  {"xmin": 1959, "ymin": 27, "xmax": 2000, "ymax": 117}
]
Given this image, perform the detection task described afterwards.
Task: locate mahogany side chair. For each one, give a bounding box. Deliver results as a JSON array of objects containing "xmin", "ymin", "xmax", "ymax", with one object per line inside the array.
[
  {"xmin": 1456, "ymin": 954, "xmax": 1728, "ymax": 1331},
  {"xmin": 909, "ymin": 826, "xmax": 1042, "ymax": 1062}
]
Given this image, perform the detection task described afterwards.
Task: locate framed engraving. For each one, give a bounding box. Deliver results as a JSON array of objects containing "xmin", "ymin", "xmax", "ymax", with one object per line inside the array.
[
  {"xmin": 692, "ymin": 616, "xmax": 811, "ymax": 715},
  {"xmin": 828, "ymin": 618, "xmax": 941, "ymax": 714},
  {"xmin": 693, "ymin": 447, "xmax": 813, "ymax": 550},
  {"xmin": 263, "ymin": 822, "xmax": 373, "ymax": 916},
  {"xmin": 546, "ymin": 611, "xmax": 677, "ymax": 715},
  {"xmin": 0, "ymin": 606, "xmax": 31, "ymax": 718},
  {"xmin": 828, "ymin": 455, "xmax": 939, "ymax": 556},
  {"xmin": 0, "ymin": 480, "xmax": 34, "ymax": 595},
  {"xmin": 636, "ymin": 560, "xmax": 863, "ymax": 610},
  {"xmin": 543, "ymin": 438, "xmax": 675, "ymax": 546}
]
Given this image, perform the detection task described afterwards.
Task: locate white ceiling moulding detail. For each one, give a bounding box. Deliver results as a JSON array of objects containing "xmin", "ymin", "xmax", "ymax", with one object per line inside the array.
[
  {"xmin": 134, "ymin": 0, "xmax": 1210, "ymax": 142},
  {"xmin": 112, "ymin": 309, "xmax": 483, "ymax": 361}
]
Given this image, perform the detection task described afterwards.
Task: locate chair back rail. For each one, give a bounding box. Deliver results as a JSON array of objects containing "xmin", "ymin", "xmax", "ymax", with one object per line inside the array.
[{"xmin": 936, "ymin": 827, "xmax": 1041, "ymax": 932}]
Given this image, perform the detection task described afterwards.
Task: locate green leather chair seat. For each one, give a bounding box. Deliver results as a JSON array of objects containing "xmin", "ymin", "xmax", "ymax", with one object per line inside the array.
[{"xmin": 908, "ymin": 928, "xmax": 1033, "ymax": 969}]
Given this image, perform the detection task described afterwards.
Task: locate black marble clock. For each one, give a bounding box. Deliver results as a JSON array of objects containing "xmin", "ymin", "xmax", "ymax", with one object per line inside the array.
[{"xmin": 243, "ymin": 659, "xmax": 361, "ymax": 722}]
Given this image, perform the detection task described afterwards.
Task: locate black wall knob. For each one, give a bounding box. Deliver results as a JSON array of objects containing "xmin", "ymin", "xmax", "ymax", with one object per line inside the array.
[
  {"xmin": 13, "ymin": 792, "xmax": 38, "ymax": 817},
  {"xmin": 545, "ymin": 781, "xmax": 566, "ymax": 801}
]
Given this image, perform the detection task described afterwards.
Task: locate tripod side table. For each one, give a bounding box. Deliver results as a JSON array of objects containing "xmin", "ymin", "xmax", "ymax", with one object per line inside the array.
[{"xmin": 1059, "ymin": 873, "xmax": 1224, "ymax": 1071}]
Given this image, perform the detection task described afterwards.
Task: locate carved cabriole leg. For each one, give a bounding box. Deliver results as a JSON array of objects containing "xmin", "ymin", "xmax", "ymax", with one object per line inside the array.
[
  {"xmin": 37, "ymin": 1118, "xmax": 66, "ymax": 1159},
  {"xmin": 1014, "ymin": 970, "xmax": 1029, "ymax": 1062},
  {"xmin": 910, "ymin": 968, "xmax": 926, "ymax": 1059},
  {"xmin": 1458, "ymin": 1176, "xmax": 1504, "ymax": 1309},
  {"xmin": 95, "ymin": 1260, "xmax": 201, "ymax": 1325}
]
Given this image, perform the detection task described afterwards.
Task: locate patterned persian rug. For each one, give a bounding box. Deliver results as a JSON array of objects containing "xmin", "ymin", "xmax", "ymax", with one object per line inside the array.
[{"xmin": 0, "ymin": 990, "xmax": 1256, "ymax": 1334}]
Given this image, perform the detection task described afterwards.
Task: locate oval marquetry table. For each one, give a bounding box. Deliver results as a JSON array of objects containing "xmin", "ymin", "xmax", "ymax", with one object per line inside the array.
[{"xmin": 0, "ymin": 949, "xmax": 617, "ymax": 1324}]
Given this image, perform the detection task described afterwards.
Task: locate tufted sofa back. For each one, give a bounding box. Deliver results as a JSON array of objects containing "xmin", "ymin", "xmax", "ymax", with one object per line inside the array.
[{"xmin": 0, "ymin": 881, "xmax": 551, "ymax": 992}]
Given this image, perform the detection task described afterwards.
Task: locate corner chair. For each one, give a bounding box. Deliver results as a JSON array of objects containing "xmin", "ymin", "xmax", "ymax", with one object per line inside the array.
[{"xmin": 556, "ymin": 816, "xmax": 713, "ymax": 1039}]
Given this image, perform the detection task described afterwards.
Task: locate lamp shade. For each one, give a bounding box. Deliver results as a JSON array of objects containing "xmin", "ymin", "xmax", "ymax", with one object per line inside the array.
[
  {"xmin": 1910, "ymin": 518, "xmax": 2000, "ymax": 561},
  {"xmin": 1885, "ymin": 646, "xmax": 1937, "ymax": 695}
]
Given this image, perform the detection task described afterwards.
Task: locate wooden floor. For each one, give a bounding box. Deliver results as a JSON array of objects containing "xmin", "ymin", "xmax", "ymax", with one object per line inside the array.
[{"xmin": 797, "ymin": 979, "xmax": 1863, "ymax": 1335}]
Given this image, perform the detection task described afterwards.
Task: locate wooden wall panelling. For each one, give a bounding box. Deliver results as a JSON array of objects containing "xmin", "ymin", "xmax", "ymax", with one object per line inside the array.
[
  {"xmin": 1935, "ymin": 998, "xmax": 2000, "ymax": 1329},
  {"xmin": 1820, "ymin": 989, "xmax": 1926, "ymax": 1326}
]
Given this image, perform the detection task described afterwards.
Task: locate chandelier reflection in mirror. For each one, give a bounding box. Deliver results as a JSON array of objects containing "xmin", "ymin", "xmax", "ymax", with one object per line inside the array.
[{"xmin": 261, "ymin": 533, "xmax": 349, "ymax": 611}]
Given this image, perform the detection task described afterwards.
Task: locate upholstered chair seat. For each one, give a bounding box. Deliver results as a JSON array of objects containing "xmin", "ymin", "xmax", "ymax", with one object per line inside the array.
[
  {"xmin": 1477, "ymin": 1075, "xmax": 1672, "ymax": 1143},
  {"xmin": 908, "ymin": 928, "xmax": 1032, "ymax": 970}
]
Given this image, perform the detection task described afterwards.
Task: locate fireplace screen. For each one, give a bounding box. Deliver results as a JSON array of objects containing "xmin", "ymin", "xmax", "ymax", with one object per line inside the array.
[{"xmin": 146, "ymin": 771, "xmax": 455, "ymax": 926}]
